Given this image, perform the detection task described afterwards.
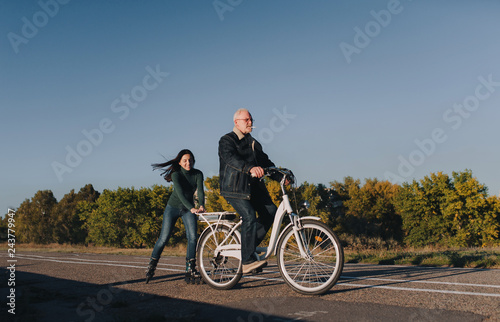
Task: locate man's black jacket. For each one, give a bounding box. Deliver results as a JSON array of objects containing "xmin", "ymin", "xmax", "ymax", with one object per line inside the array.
[{"xmin": 218, "ymin": 131, "xmax": 275, "ymax": 200}]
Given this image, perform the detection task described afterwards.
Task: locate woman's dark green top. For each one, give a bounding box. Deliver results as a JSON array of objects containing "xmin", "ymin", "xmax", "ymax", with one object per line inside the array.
[{"xmin": 168, "ymin": 168, "xmax": 205, "ymax": 210}]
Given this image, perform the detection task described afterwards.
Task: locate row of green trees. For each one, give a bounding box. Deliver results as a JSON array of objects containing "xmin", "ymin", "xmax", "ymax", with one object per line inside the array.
[{"xmin": 2, "ymin": 170, "xmax": 499, "ymax": 248}]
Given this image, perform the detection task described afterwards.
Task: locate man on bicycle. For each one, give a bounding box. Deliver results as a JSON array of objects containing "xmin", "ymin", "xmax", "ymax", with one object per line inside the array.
[{"xmin": 218, "ymin": 108, "xmax": 284, "ymax": 274}]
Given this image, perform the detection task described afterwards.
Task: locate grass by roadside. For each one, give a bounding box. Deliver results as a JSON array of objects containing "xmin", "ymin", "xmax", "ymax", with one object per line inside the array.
[
  {"xmin": 343, "ymin": 246, "xmax": 500, "ymax": 269},
  {"xmin": 2, "ymin": 243, "xmax": 499, "ymax": 269},
  {"xmin": 0, "ymin": 243, "xmax": 187, "ymax": 257}
]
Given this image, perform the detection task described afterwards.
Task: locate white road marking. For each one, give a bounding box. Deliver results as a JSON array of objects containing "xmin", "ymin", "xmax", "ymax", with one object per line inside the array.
[
  {"xmin": 12, "ymin": 253, "xmax": 183, "ymax": 271},
  {"xmin": 336, "ymin": 281, "xmax": 500, "ymax": 297},
  {"xmin": 7, "ymin": 253, "xmax": 500, "ymax": 297},
  {"xmin": 341, "ymin": 275, "xmax": 500, "ymax": 289}
]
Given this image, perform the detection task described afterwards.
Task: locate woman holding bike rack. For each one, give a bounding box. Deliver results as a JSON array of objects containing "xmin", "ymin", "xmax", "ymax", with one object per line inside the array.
[
  {"xmin": 145, "ymin": 149, "xmax": 205, "ymax": 284},
  {"xmin": 218, "ymin": 108, "xmax": 287, "ymax": 274}
]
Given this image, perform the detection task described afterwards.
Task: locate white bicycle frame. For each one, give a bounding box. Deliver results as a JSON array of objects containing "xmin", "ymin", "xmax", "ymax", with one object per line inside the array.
[
  {"xmin": 197, "ymin": 171, "xmax": 321, "ymax": 261},
  {"xmin": 197, "ymin": 212, "xmax": 242, "ymax": 260}
]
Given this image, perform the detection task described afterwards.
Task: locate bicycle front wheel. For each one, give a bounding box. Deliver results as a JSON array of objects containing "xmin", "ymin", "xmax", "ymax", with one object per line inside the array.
[
  {"xmin": 197, "ymin": 224, "xmax": 242, "ymax": 290},
  {"xmin": 277, "ymin": 219, "xmax": 344, "ymax": 295}
]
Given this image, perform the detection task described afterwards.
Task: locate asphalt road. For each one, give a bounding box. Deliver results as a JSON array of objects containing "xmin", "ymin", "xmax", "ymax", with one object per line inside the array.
[{"xmin": 1, "ymin": 251, "xmax": 499, "ymax": 321}]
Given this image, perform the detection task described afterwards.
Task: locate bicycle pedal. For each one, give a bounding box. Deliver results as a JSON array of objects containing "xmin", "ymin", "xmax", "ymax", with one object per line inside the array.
[{"xmin": 251, "ymin": 266, "xmax": 266, "ymax": 275}]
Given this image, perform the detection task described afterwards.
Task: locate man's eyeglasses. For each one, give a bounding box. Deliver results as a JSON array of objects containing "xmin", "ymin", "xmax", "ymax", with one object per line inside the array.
[{"xmin": 236, "ymin": 118, "xmax": 254, "ymax": 123}]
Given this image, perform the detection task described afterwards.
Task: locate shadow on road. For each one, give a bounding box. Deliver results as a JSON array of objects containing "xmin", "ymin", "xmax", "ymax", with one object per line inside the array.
[
  {"xmin": 0, "ymin": 268, "xmax": 293, "ymax": 322},
  {"xmin": 340, "ymin": 263, "xmax": 483, "ymax": 283}
]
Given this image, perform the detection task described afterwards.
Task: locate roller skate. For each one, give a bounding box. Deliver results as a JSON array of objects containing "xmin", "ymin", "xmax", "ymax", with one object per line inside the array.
[
  {"xmin": 185, "ymin": 259, "xmax": 202, "ymax": 284},
  {"xmin": 145, "ymin": 258, "xmax": 158, "ymax": 284}
]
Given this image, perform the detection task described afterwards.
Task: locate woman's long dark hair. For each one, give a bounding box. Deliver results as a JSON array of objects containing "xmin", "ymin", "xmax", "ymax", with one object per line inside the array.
[{"xmin": 152, "ymin": 149, "xmax": 195, "ymax": 182}]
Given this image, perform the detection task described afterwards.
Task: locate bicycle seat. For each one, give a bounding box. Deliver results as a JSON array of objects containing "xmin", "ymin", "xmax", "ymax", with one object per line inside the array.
[{"xmin": 219, "ymin": 213, "xmax": 237, "ymax": 221}]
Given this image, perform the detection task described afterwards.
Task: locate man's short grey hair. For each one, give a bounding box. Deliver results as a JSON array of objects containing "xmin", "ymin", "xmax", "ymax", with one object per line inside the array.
[{"xmin": 233, "ymin": 108, "xmax": 249, "ymax": 122}]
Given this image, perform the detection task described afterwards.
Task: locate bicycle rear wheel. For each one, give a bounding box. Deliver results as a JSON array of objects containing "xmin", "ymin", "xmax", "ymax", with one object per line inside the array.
[
  {"xmin": 277, "ymin": 219, "xmax": 344, "ymax": 295},
  {"xmin": 197, "ymin": 224, "xmax": 242, "ymax": 290}
]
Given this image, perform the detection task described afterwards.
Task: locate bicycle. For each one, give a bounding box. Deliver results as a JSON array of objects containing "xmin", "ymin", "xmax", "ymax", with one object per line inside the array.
[{"xmin": 196, "ymin": 167, "xmax": 344, "ymax": 295}]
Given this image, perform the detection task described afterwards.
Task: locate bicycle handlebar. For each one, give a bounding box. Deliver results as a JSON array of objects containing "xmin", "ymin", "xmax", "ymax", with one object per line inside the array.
[{"xmin": 262, "ymin": 167, "xmax": 295, "ymax": 185}]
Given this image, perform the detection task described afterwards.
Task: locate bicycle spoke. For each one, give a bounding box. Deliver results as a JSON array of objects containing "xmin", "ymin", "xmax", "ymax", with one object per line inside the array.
[
  {"xmin": 198, "ymin": 225, "xmax": 242, "ymax": 290},
  {"xmin": 277, "ymin": 220, "xmax": 344, "ymax": 295}
]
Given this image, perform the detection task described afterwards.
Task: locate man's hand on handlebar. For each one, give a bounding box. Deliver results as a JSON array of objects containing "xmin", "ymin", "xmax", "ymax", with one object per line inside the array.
[
  {"xmin": 250, "ymin": 166, "xmax": 265, "ymax": 178},
  {"xmin": 250, "ymin": 167, "xmax": 292, "ymax": 186}
]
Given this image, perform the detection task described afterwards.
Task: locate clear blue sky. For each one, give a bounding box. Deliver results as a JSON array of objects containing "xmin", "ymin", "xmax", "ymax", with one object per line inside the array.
[{"xmin": 2, "ymin": 0, "xmax": 500, "ymax": 215}]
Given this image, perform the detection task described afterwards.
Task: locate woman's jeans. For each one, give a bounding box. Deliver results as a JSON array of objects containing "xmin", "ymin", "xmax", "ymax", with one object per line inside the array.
[
  {"xmin": 225, "ymin": 186, "xmax": 277, "ymax": 265},
  {"xmin": 150, "ymin": 205, "xmax": 197, "ymax": 261}
]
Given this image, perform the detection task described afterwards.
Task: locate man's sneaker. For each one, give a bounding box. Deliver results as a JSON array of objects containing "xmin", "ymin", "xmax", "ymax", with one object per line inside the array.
[{"xmin": 242, "ymin": 260, "xmax": 268, "ymax": 274}]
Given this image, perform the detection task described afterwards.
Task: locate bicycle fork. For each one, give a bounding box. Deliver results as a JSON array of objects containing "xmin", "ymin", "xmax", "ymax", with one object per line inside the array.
[{"xmin": 290, "ymin": 215, "xmax": 314, "ymax": 260}]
